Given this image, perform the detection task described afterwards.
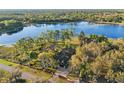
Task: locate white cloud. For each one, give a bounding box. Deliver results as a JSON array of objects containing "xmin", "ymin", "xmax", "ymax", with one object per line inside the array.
[{"xmin": 0, "ymin": 0, "xmax": 124, "ymax": 9}]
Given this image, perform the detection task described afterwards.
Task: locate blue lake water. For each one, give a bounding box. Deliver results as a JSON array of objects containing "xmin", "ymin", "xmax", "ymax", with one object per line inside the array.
[{"xmin": 0, "ymin": 21, "xmax": 124, "ymax": 45}]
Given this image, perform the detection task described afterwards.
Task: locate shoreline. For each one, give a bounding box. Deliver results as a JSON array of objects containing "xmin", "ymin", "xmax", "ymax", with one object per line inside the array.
[
  {"xmin": 1, "ymin": 37, "xmax": 123, "ymax": 47},
  {"xmin": 91, "ymin": 21, "xmax": 124, "ymax": 26},
  {"xmin": 32, "ymin": 20, "xmax": 124, "ymax": 26},
  {"xmin": 1, "ymin": 20, "xmax": 124, "ymax": 47}
]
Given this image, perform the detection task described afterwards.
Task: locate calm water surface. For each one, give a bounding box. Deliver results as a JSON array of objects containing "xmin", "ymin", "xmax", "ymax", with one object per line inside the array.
[{"xmin": 0, "ymin": 21, "xmax": 124, "ymax": 45}]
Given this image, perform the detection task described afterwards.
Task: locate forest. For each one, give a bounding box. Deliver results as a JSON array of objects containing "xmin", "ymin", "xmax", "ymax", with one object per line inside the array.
[
  {"xmin": 0, "ymin": 10, "xmax": 124, "ymax": 83},
  {"xmin": 0, "ymin": 9, "xmax": 124, "ymax": 34}
]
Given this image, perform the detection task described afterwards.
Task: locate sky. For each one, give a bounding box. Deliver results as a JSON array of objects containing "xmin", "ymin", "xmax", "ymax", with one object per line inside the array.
[{"xmin": 0, "ymin": 0, "xmax": 124, "ymax": 9}]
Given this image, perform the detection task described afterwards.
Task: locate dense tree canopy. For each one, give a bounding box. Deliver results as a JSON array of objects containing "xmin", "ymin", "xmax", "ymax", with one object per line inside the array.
[
  {"xmin": 1, "ymin": 29, "xmax": 124, "ymax": 83},
  {"xmin": 70, "ymin": 37, "xmax": 124, "ymax": 83}
]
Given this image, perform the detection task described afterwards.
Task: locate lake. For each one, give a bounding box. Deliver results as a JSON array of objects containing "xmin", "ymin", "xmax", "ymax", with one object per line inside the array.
[{"xmin": 0, "ymin": 21, "xmax": 124, "ymax": 45}]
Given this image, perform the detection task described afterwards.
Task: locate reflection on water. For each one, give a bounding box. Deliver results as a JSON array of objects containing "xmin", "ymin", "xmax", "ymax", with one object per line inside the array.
[
  {"xmin": 0, "ymin": 27, "xmax": 23, "ymax": 36},
  {"xmin": 0, "ymin": 21, "xmax": 124, "ymax": 45}
]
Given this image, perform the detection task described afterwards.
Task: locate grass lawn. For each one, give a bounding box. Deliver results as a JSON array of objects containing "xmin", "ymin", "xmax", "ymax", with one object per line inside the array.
[
  {"xmin": 70, "ymin": 37, "xmax": 80, "ymax": 45},
  {"xmin": 0, "ymin": 59, "xmax": 79, "ymax": 82},
  {"xmin": 55, "ymin": 77, "xmax": 70, "ymax": 83},
  {"xmin": 33, "ymin": 69, "xmax": 52, "ymax": 81},
  {"xmin": 0, "ymin": 59, "xmax": 18, "ymax": 67},
  {"xmin": 0, "ymin": 59, "xmax": 78, "ymax": 82},
  {"xmin": 67, "ymin": 75, "xmax": 79, "ymax": 81},
  {"xmin": 0, "ymin": 59, "xmax": 52, "ymax": 81}
]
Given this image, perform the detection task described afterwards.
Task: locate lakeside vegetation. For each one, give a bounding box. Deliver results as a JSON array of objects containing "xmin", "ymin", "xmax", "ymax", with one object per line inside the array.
[
  {"xmin": 0, "ymin": 10, "xmax": 124, "ymax": 83},
  {"xmin": 0, "ymin": 20, "xmax": 23, "ymax": 35},
  {"xmin": 0, "ymin": 29, "xmax": 124, "ymax": 83}
]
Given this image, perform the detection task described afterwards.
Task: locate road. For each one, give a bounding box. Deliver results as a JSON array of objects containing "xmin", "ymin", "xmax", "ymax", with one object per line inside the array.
[
  {"xmin": 0, "ymin": 63, "xmax": 79, "ymax": 83},
  {"xmin": 0, "ymin": 63, "xmax": 43, "ymax": 82}
]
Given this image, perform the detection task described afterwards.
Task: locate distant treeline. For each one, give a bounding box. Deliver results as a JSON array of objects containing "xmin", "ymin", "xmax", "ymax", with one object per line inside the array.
[{"xmin": 0, "ymin": 9, "xmax": 124, "ymax": 34}]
